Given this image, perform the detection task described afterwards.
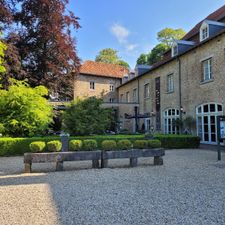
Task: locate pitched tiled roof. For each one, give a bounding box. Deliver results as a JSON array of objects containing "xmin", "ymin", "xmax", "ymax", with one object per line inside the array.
[
  {"xmin": 183, "ymin": 5, "xmax": 225, "ymax": 40},
  {"xmin": 79, "ymin": 60, "xmax": 129, "ymax": 78}
]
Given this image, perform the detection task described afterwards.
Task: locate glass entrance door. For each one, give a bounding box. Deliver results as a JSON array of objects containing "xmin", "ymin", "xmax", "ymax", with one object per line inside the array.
[{"xmin": 196, "ymin": 103, "xmax": 223, "ymax": 144}]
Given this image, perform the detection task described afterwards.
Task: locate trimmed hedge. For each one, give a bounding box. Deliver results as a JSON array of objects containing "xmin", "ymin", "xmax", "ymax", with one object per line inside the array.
[
  {"xmin": 133, "ymin": 140, "xmax": 148, "ymax": 149},
  {"xmin": 148, "ymin": 140, "xmax": 161, "ymax": 148},
  {"xmin": 83, "ymin": 140, "xmax": 97, "ymax": 151},
  {"xmin": 69, "ymin": 140, "xmax": 82, "ymax": 151},
  {"xmin": 154, "ymin": 134, "xmax": 200, "ymax": 149},
  {"xmin": 101, "ymin": 140, "xmax": 117, "ymax": 151},
  {"xmin": 47, "ymin": 141, "xmax": 62, "ymax": 152},
  {"xmin": 29, "ymin": 141, "xmax": 46, "ymax": 153},
  {"xmin": 117, "ymin": 139, "xmax": 132, "ymax": 150}
]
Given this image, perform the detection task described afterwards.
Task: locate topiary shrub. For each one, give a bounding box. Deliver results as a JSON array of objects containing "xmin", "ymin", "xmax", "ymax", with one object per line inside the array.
[
  {"xmin": 101, "ymin": 140, "xmax": 117, "ymax": 151},
  {"xmin": 83, "ymin": 139, "xmax": 97, "ymax": 151},
  {"xmin": 47, "ymin": 140, "xmax": 62, "ymax": 152},
  {"xmin": 133, "ymin": 140, "xmax": 148, "ymax": 149},
  {"xmin": 69, "ymin": 140, "xmax": 82, "ymax": 151},
  {"xmin": 29, "ymin": 141, "xmax": 46, "ymax": 153},
  {"xmin": 117, "ymin": 139, "xmax": 132, "ymax": 150},
  {"xmin": 148, "ymin": 140, "xmax": 161, "ymax": 148}
]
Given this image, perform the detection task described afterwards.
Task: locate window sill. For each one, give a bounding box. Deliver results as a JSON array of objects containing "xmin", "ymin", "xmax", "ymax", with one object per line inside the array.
[
  {"xmin": 200, "ymin": 78, "xmax": 214, "ymax": 85},
  {"xmin": 144, "ymin": 97, "xmax": 150, "ymax": 100},
  {"xmin": 166, "ymin": 90, "xmax": 174, "ymax": 94}
]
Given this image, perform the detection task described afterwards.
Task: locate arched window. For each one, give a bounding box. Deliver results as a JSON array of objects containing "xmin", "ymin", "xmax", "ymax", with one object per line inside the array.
[
  {"xmin": 164, "ymin": 108, "xmax": 180, "ymax": 134},
  {"xmin": 196, "ymin": 103, "xmax": 223, "ymax": 143}
]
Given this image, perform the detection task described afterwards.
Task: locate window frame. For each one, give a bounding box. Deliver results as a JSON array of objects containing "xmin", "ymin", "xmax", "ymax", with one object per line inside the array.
[
  {"xmin": 90, "ymin": 81, "xmax": 95, "ymax": 90},
  {"xmin": 133, "ymin": 88, "xmax": 137, "ymax": 102},
  {"xmin": 202, "ymin": 58, "xmax": 212, "ymax": 82},
  {"xmin": 200, "ymin": 23, "xmax": 209, "ymax": 42},
  {"xmin": 110, "ymin": 84, "xmax": 114, "ymax": 92},
  {"xmin": 167, "ymin": 74, "xmax": 174, "ymax": 93},
  {"xmin": 126, "ymin": 91, "xmax": 130, "ymax": 103},
  {"xmin": 144, "ymin": 83, "xmax": 150, "ymax": 99}
]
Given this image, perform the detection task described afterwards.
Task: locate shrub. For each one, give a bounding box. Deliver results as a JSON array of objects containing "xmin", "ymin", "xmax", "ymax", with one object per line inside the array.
[
  {"xmin": 83, "ymin": 139, "xmax": 97, "ymax": 151},
  {"xmin": 101, "ymin": 140, "xmax": 117, "ymax": 151},
  {"xmin": 47, "ymin": 140, "xmax": 62, "ymax": 152},
  {"xmin": 29, "ymin": 141, "xmax": 46, "ymax": 153},
  {"xmin": 133, "ymin": 140, "xmax": 148, "ymax": 149},
  {"xmin": 148, "ymin": 140, "xmax": 161, "ymax": 148},
  {"xmin": 117, "ymin": 139, "xmax": 132, "ymax": 150},
  {"xmin": 69, "ymin": 140, "xmax": 82, "ymax": 151},
  {"xmin": 154, "ymin": 134, "xmax": 200, "ymax": 149}
]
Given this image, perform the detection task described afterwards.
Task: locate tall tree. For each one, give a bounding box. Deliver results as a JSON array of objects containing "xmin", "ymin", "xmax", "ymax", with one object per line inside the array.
[
  {"xmin": 11, "ymin": 0, "xmax": 80, "ymax": 98},
  {"xmin": 137, "ymin": 53, "xmax": 148, "ymax": 65},
  {"xmin": 157, "ymin": 28, "xmax": 186, "ymax": 47},
  {"xmin": 95, "ymin": 48, "xmax": 130, "ymax": 69},
  {"xmin": 148, "ymin": 43, "xmax": 169, "ymax": 65},
  {"xmin": 0, "ymin": 35, "xmax": 7, "ymax": 73}
]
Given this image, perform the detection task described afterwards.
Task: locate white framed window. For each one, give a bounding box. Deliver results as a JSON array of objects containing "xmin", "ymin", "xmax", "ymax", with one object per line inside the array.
[
  {"xmin": 109, "ymin": 98, "xmax": 114, "ymax": 103},
  {"xmin": 202, "ymin": 58, "xmax": 212, "ymax": 81},
  {"xmin": 144, "ymin": 83, "xmax": 150, "ymax": 99},
  {"xmin": 200, "ymin": 23, "xmax": 209, "ymax": 42},
  {"xmin": 90, "ymin": 81, "xmax": 95, "ymax": 90},
  {"xmin": 172, "ymin": 44, "xmax": 178, "ymax": 57},
  {"xmin": 133, "ymin": 88, "xmax": 137, "ymax": 102},
  {"xmin": 110, "ymin": 84, "xmax": 114, "ymax": 92},
  {"xmin": 167, "ymin": 74, "xmax": 174, "ymax": 92},
  {"xmin": 126, "ymin": 91, "xmax": 130, "ymax": 102},
  {"xmin": 164, "ymin": 108, "xmax": 180, "ymax": 134}
]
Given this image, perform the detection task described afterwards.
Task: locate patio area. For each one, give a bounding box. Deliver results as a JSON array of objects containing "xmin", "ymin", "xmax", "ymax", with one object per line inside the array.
[{"xmin": 0, "ymin": 149, "xmax": 225, "ymax": 225}]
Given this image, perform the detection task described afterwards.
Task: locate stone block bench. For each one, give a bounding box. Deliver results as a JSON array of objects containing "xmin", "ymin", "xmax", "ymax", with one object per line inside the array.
[
  {"xmin": 24, "ymin": 149, "xmax": 165, "ymax": 173},
  {"xmin": 101, "ymin": 148, "xmax": 165, "ymax": 168},
  {"xmin": 24, "ymin": 151, "xmax": 101, "ymax": 173}
]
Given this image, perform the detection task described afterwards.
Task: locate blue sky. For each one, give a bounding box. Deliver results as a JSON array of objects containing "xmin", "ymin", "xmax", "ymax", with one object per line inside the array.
[{"xmin": 69, "ymin": 1, "xmax": 225, "ymax": 68}]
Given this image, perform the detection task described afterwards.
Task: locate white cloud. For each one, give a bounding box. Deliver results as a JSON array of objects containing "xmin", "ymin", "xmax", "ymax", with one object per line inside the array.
[
  {"xmin": 126, "ymin": 44, "xmax": 138, "ymax": 52},
  {"xmin": 110, "ymin": 23, "xmax": 130, "ymax": 44}
]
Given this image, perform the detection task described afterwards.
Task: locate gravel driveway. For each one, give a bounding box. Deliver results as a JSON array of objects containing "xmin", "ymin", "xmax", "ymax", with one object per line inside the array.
[{"xmin": 0, "ymin": 149, "xmax": 225, "ymax": 225}]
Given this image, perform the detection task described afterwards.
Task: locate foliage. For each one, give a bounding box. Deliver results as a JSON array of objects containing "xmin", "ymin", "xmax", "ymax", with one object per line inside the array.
[
  {"xmin": 136, "ymin": 53, "xmax": 148, "ymax": 65},
  {"xmin": 157, "ymin": 28, "xmax": 186, "ymax": 47},
  {"xmin": 47, "ymin": 140, "xmax": 62, "ymax": 152},
  {"xmin": 0, "ymin": 79, "xmax": 52, "ymax": 137},
  {"xmin": 0, "ymin": 34, "xmax": 7, "ymax": 74},
  {"xmin": 69, "ymin": 140, "xmax": 82, "ymax": 151},
  {"xmin": 29, "ymin": 141, "xmax": 46, "ymax": 153},
  {"xmin": 133, "ymin": 140, "xmax": 148, "ymax": 149},
  {"xmin": 117, "ymin": 139, "xmax": 132, "ymax": 150},
  {"xmin": 148, "ymin": 43, "xmax": 169, "ymax": 64},
  {"xmin": 83, "ymin": 139, "xmax": 97, "ymax": 151},
  {"xmin": 1, "ymin": 0, "xmax": 80, "ymax": 98},
  {"xmin": 63, "ymin": 97, "xmax": 113, "ymax": 136},
  {"xmin": 147, "ymin": 140, "xmax": 161, "ymax": 148},
  {"xmin": 95, "ymin": 48, "xmax": 129, "ymax": 69},
  {"xmin": 154, "ymin": 134, "xmax": 200, "ymax": 149},
  {"xmin": 101, "ymin": 140, "xmax": 117, "ymax": 151}
]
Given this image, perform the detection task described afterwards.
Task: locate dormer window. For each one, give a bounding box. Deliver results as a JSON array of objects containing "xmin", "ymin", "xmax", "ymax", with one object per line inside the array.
[
  {"xmin": 200, "ymin": 22, "xmax": 209, "ymax": 42},
  {"xmin": 171, "ymin": 43, "xmax": 178, "ymax": 57}
]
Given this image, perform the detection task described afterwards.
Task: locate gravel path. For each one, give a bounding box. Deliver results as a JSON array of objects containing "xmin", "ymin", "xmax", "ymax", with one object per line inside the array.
[{"xmin": 0, "ymin": 149, "xmax": 225, "ymax": 225}]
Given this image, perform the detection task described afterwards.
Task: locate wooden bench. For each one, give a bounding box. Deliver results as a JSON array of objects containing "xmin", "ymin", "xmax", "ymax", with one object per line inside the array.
[
  {"xmin": 101, "ymin": 148, "xmax": 165, "ymax": 168},
  {"xmin": 24, "ymin": 151, "xmax": 101, "ymax": 173},
  {"xmin": 24, "ymin": 149, "xmax": 165, "ymax": 173}
]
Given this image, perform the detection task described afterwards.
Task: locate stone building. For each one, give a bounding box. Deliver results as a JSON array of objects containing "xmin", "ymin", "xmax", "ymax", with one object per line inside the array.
[
  {"xmin": 117, "ymin": 5, "xmax": 225, "ymax": 145},
  {"xmin": 74, "ymin": 60, "xmax": 129, "ymax": 102}
]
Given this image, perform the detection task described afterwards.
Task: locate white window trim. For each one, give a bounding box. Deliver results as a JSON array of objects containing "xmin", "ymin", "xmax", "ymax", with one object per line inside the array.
[
  {"xmin": 90, "ymin": 81, "xmax": 95, "ymax": 90},
  {"xmin": 167, "ymin": 74, "xmax": 174, "ymax": 93},
  {"xmin": 202, "ymin": 58, "xmax": 212, "ymax": 81},
  {"xmin": 126, "ymin": 91, "xmax": 130, "ymax": 103},
  {"xmin": 171, "ymin": 43, "xmax": 178, "ymax": 57},
  {"xmin": 133, "ymin": 88, "xmax": 137, "ymax": 102},
  {"xmin": 200, "ymin": 22, "xmax": 209, "ymax": 42},
  {"xmin": 109, "ymin": 84, "xmax": 114, "ymax": 92},
  {"xmin": 144, "ymin": 83, "xmax": 150, "ymax": 99}
]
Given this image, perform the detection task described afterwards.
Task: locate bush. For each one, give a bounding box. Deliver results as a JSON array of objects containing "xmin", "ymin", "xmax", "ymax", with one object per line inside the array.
[
  {"xmin": 117, "ymin": 139, "xmax": 132, "ymax": 150},
  {"xmin": 154, "ymin": 134, "xmax": 200, "ymax": 149},
  {"xmin": 69, "ymin": 140, "xmax": 82, "ymax": 151},
  {"xmin": 47, "ymin": 140, "xmax": 62, "ymax": 152},
  {"xmin": 83, "ymin": 139, "xmax": 97, "ymax": 151},
  {"xmin": 133, "ymin": 140, "xmax": 148, "ymax": 149},
  {"xmin": 29, "ymin": 141, "xmax": 46, "ymax": 153},
  {"xmin": 101, "ymin": 140, "xmax": 117, "ymax": 151},
  {"xmin": 148, "ymin": 140, "xmax": 161, "ymax": 148}
]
